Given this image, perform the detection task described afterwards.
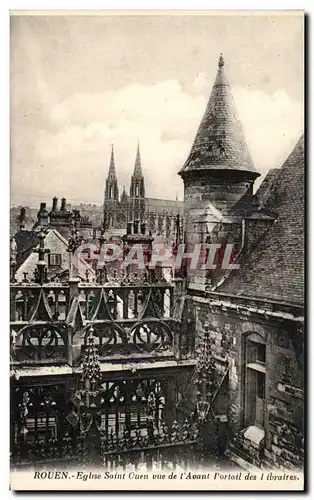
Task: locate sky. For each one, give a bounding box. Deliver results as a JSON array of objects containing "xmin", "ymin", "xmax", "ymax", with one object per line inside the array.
[{"xmin": 10, "ymin": 12, "xmax": 304, "ymax": 208}]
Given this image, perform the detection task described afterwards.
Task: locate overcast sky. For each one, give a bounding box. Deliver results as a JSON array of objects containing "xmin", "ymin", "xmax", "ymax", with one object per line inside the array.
[{"xmin": 10, "ymin": 12, "xmax": 304, "ymax": 208}]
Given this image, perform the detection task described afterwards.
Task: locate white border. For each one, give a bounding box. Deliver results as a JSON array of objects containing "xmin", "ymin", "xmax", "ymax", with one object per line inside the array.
[{"xmin": 1, "ymin": 2, "xmax": 310, "ymax": 499}]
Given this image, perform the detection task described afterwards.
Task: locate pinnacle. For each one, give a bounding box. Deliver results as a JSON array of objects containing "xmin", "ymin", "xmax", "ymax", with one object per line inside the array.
[
  {"xmin": 108, "ymin": 144, "xmax": 116, "ymax": 179},
  {"xmin": 133, "ymin": 141, "xmax": 143, "ymax": 178}
]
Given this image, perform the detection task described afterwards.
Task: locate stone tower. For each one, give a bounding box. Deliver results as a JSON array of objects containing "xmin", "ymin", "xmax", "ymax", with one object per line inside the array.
[
  {"xmin": 179, "ymin": 55, "xmax": 260, "ymax": 288},
  {"xmin": 104, "ymin": 145, "xmax": 119, "ymax": 228},
  {"xmin": 129, "ymin": 141, "xmax": 145, "ymax": 223}
]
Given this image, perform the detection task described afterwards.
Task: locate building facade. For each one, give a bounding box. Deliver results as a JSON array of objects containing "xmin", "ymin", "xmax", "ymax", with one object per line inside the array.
[
  {"xmin": 10, "ymin": 55, "xmax": 304, "ymax": 475},
  {"xmin": 103, "ymin": 143, "xmax": 183, "ymax": 240},
  {"xmin": 178, "ymin": 55, "xmax": 304, "ymax": 471}
]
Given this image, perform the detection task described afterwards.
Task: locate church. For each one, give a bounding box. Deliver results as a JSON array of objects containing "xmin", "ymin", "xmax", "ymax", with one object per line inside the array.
[
  {"xmin": 103, "ymin": 142, "xmax": 183, "ymax": 240},
  {"xmin": 10, "ymin": 54, "xmax": 304, "ymax": 475}
]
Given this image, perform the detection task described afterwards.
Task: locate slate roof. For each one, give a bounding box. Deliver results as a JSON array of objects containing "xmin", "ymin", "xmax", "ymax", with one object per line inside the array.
[
  {"xmin": 13, "ymin": 229, "xmax": 39, "ymax": 268},
  {"xmin": 145, "ymin": 198, "xmax": 184, "ymax": 215},
  {"xmin": 15, "ymin": 228, "xmax": 95, "ymax": 283},
  {"xmin": 217, "ymin": 135, "xmax": 304, "ymax": 307},
  {"xmin": 10, "ymin": 207, "xmax": 36, "ymax": 238},
  {"xmin": 254, "ymin": 169, "xmax": 280, "ymax": 210},
  {"xmin": 179, "ymin": 55, "xmax": 258, "ymax": 176}
]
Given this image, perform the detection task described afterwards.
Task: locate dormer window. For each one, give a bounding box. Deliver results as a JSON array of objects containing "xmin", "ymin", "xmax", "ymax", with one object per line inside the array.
[{"xmin": 48, "ymin": 253, "xmax": 61, "ymax": 267}]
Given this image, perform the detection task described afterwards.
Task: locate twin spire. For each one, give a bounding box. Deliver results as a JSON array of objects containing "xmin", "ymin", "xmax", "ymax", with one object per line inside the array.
[{"xmin": 106, "ymin": 141, "xmax": 143, "ymax": 181}]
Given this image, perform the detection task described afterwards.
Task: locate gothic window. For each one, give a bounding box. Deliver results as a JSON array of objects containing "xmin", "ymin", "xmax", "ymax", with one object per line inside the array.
[
  {"xmin": 150, "ymin": 214, "xmax": 156, "ymax": 232},
  {"xmin": 49, "ymin": 253, "xmax": 61, "ymax": 267},
  {"xmin": 243, "ymin": 333, "xmax": 266, "ymax": 427},
  {"xmin": 13, "ymin": 386, "xmax": 64, "ymax": 445},
  {"xmin": 136, "ymin": 185, "xmax": 139, "ymax": 197},
  {"xmin": 98, "ymin": 379, "xmax": 166, "ymax": 438},
  {"xmin": 116, "ymin": 213, "xmax": 126, "ymax": 229},
  {"xmin": 158, "ymin": 216, "xmax": 163, "ymax": 234},
  {"xmin": 166, "ymin": 217, "xmax": 171, "ymax": 238},
  {"xmin": 24, "ymin": 415, "xmax": 57, "ymax": 443}
]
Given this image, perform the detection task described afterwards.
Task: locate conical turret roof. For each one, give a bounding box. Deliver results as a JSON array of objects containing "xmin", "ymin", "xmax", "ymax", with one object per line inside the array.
[{"xmin": 179, "ymin": 55, "xmax": 258, "ymax": 177}]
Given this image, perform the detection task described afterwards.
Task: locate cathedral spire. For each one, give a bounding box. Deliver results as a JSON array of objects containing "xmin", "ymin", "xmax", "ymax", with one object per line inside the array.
[
  {"xmin": 179, "ymin": 54, "xmax": 258, "ymax": 177},
  {"xmin": 108, "ymin": 144, "xmax": 116, "ymax": 179},
  {"xmin": 133, "ymin": 140, "xmax": 143, "ymax": 178},
  {"xmin": 104, "ymin": 143, "xmax": 119, "ymax": 208}
]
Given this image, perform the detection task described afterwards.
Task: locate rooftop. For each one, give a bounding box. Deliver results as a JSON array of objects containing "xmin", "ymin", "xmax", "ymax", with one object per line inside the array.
[
  {"xmin": 217, "ymin": 135, "xmax": 304, "ymax": 307},
  {"xmin": 179, "ymin": 55, "xmax": 258, "ymax": 177}
]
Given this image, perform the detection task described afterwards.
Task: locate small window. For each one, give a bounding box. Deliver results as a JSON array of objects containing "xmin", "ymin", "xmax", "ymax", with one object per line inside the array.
[
  {"xmin": 256, "ymin": 372, "xmax": 265, "ymax": 399},
  {"xmin": 256, "ymin": 343, "xmax": 266, "ymax": 363},
  {"xmin": 16, "ymin": 415, "xmax": 57, "ymax": 444},
  {"xmin": 49, "ymin": 253, "xmax": 62, "ymax": 267}
]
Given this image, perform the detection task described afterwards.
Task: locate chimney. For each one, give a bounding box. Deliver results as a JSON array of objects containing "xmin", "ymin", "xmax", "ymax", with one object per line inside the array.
[
  {"xmin": 133, "ymin": 220, "xmax": 139, "ymax": 235},
  {"xmin": 19, "ymin": 207, "xmax": 26, "ymax": 229},
  {"xmin": 140, "ymin": 222, "xmax": 146, "ymax": 235},
  {"xmin": 61, "ymin": 198, "xmax": 66, "ymax": 211},
  {"xmin": 37, "ymin": 202, "xmax": 49, "ymax": 227},
  {"xmin": 52, "ymin": 197, "xmax": 58, "ymax": 212}
]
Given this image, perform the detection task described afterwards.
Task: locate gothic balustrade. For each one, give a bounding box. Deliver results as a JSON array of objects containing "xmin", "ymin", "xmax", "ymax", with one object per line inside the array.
[
  {"xmin": 11, "ymin": 377, "xmax": 200, "ymax": 468},
  {"xmin": 10, "ymin": 279, "xmax": 193, "ymax": 366},
  {"xmin": 10, "ymin": 283, "xmax": 70, "ymax": 324},
  {"xmin": 11, "ymin": 324, "xmax": 69, "ymax": 364},
  {"xmin": 11, "ymin": 411, "xmax": 199, "ymax": 469}
]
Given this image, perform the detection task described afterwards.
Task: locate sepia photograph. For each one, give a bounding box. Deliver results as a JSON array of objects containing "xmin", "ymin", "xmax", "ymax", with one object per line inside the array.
[{"xmin": 9, "ymin": 10, "xmax": 304, "ymax": 491}]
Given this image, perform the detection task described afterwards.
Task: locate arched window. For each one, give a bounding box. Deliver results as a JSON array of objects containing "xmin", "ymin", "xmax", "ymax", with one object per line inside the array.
[{"xmin": 135, "ymin": 185, "xmax": 139, "ymax": 197}]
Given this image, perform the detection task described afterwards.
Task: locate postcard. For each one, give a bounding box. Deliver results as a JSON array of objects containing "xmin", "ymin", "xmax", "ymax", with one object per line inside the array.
[{"xmin": 10, "ymin": 10, "xmax": 304, "ymax": 491}]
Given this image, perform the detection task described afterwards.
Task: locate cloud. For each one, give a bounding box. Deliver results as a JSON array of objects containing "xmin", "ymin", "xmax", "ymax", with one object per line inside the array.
[
  {"xmin": 11, "ymin": 79, "xmax": 303, "ymax": 207},
  {"xmin": 233, "ymin": 86, "xmax": 304, "ymax": 181}
]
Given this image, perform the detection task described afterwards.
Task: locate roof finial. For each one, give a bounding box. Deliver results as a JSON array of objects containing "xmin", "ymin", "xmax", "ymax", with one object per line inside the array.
[{"xmin": 218, "ymin": 53, "xmax": 224, "ymax": 68}]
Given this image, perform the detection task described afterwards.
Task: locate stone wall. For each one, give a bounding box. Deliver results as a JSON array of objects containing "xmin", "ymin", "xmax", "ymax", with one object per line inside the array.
[{"xmin": 191, "ymin": 295, "xmax": 304, "ymax": 470}]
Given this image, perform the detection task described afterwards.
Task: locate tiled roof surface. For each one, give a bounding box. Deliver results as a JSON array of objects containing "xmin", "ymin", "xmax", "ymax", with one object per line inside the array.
[
  {"xmin": 180, "ymin": 56, "xmax": 257, "ymax": 176},
  {"xmin": 255, "ymin": 169, "xmax": 280, "ymax": 209},
  {"xmin": 145, "ymin": 198, "xmax": 184, "ymax": 215},
  {"xmin": 217, "ymin": 135, "xmax": 304, "ymax": 306},
  {"xmin": 15, "ymin": 228, "xmax": 95, "ymax": 282},
  {"xmin": 13, "ymin": 229, "xmax": 39, "ymax": 267},
  {"xmin": 10, "ymin": 207, "xmax": 36, "ymax": 238}
]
